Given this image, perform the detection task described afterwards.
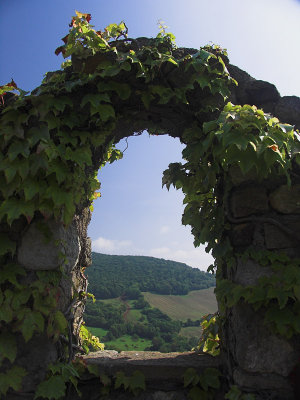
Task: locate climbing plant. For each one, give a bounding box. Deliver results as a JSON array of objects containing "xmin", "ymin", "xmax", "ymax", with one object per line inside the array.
[{"xmin": 0, "ymin": 9, "xmax": 300, "ymax": 399}]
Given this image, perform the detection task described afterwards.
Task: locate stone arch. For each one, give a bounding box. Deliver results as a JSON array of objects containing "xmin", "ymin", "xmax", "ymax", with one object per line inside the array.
[{"xmin": 1, "ymin": 19, "xmax": 300, "ymax": 398}]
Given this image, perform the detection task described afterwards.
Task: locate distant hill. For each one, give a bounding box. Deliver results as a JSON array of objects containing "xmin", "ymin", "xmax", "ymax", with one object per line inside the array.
[{"xmin": 87, "ymin": 252, "xmax": 215, "ymax": 299}]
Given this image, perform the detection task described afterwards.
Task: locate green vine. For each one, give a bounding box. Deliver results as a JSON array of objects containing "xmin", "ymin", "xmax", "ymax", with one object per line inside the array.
[
  {"xmin": 216, "ymin": 250, "xmax": 300, "ymax": 338},
  {"xmin": 0, "ymin": 8, "xmax": 299, "ymax": 399},
  {"xmin": 183, "ymin": 367, "xmax": 221, "ymax": 400}
]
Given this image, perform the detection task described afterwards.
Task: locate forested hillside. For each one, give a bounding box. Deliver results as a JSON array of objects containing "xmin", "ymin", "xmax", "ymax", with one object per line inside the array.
[{"xmin": 87, "ymin": 252, "xmax": 215, "ymax": 299}]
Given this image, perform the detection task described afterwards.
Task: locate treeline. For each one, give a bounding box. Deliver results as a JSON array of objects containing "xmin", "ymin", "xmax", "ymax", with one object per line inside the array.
[
  {"xmin": 84, "ymin": 298, "xmax": 198, "ymax": 352},
  {"xmin": 87, "ymin": 253, "xmax": 215, "ymax": 299}
]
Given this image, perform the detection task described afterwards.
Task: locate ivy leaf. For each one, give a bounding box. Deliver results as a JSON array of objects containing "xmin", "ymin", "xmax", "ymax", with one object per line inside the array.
[
  {"xmin": 47, "ymin": 311, "xmax": 68, "ymax": 340},
  {"xmin": 0, "ymin": 303, "xmax": 13, "ymax": 323},
  {"xmin": 115, "ymin": 371, "xmax": 130, "ymax": 390},
  {"xmin": 100, "ymin": 373, "xmax": 111, "ymax": 386},
  {"xmin": 8, "ymin": 141, "xmax": 30, "ymax": 161},
  {"xmin": 4, "ymin": 164, "xmax": 17, "ymax": 183},
  {"xmin": 86, "ymin": 364, "xmax": 100, "ymax": 377},
  {"xmin": 41, "ymin": 111, "xmax": 60, "ymax": 130},
  {"xmin": 97, "ymin": 104, "xmax": 115, "ymax": 122},
  {"xmin": 200, "ymin": 368, "xmax": 220, "ymax": 390},
  {"xmin": 264, "ymin": 307, "xmax": 296, "ymax": 338},
  {"xmin": 266, "ymin": 287, "xmax": 289, "ymax": 309},
  {"xmin": 27, "ymin": 125, "xmax": 50, "ymax": 147},
  {"xmin": 11, "ymin": 289, "xmax": 31, "ymax": 310},
  {"xmin": 0, "ymin": 332, "xmax": 17, "ymax": 363},
  {"xmin": 34, "ymin": 375, "xmax": 66, "ymax": 400},
  {"xmin": 18, "ymin": 309, "xmax": 45, "ymax": 342},
  {"xmin": 23, "ymin": 178, "xmax": 41, "ymax": 201},
  {"xmin": 0, "ymin": 263, "xmax": 26, "ymax": 287},
  {"xmin": 0, "ymin": 198, "xmax": 35, "ymax": 225},
  {"xmin": 141, "ymin": 92, "xmax": 154, "ymax": 110},
  {"xmin": 225, "ymin": 385, "xmax": 242, "ymax": 400},
  {"xmin": 129, "ymin": 371, "xmax": 146, "ymax": 395},
  {"xmin": 106, "ymin": 81, "xmax": 131, "ymax": 100},
  {"xmin": 65, "ymin": 146, "xmax": 92, "ymax": 166},
  {"xmin": 294, "ymin": 285, "xmax": 300, "ymax": 301},
  {"xmin": 0, "ymin": 234, "xmax": 16, "ymax": 256},
  {"xmin": 183, "ymin": 367, "xmax": 199, "ymax": 388},
  {"xmin": 0, "ymin": 366, "xmax": 27, "ymax": 397},
  {"xmin": 100, "ymin": 64, "xmax": 122, "ymax": 77},
  {"xmin": 81, "ymin": 93, "xmax": 111, "ymax": 109}
]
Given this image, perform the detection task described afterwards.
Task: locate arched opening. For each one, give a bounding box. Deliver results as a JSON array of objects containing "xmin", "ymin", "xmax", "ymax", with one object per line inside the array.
[
  {"xmin": 84, "ymin": 132, "xmax": 217, "ymax": 353},
  {"xmin": 1, "ymin": 13, "xmax": 300, "ymax": 399}
]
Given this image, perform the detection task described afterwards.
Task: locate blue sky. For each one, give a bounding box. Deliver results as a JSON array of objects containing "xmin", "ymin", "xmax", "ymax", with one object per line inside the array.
[{"xmin": 1, "ymin": 0, "xmax": 300, "ymax": 269}]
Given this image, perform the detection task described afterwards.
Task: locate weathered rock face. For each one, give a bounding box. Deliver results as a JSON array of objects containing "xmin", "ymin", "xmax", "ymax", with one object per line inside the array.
[
  {"xmin": 17, "ymin": 219, "xmax": 81, "ymax": 271},
  {"xmin": 2, "ymin": 209, "xmax": 92, "ymax": 395},
  {"xmin": 222, "ymin": 175, "xmax": 300, "ymax": 399}
]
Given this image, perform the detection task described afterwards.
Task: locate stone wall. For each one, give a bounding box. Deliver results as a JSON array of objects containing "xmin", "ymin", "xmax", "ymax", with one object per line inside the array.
[
  {"xmin": 222, "ymin": 177, "xmax": 300, "ymax": 399},
  {"xmin": 2, "ymin": 51, "xmax": 300, "ymax": 399},
  {"xmin": 2, "ymin": 209, "xmax": 92, "ymax": 397}
]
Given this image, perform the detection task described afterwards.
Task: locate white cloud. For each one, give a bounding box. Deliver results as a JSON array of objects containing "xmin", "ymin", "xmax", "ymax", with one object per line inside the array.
[
  {"xmin": 150, "ymin": 247, "xmax": 171, "ymax": 257},
  {"xmin": 149, "ymin": 244, "xmax": 214, "ymax": 271},
  {"xmin": 159, "ymin": 225, "xmax": 170, "ymax": 235},
  {"xmin": 92, "ymin": 237, "xmax": 133, "ymax": 253}
]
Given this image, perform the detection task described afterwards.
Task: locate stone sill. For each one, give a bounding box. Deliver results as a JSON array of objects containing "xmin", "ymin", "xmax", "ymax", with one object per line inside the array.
[{"xmin": 74, "ymin": 350, "xmax": 222, "ymax": 399}]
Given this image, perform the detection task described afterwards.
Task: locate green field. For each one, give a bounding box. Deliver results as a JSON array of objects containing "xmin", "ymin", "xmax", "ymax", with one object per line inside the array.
[
  {"xmin": 86, "ymin": 288, "xmax": 216, "ymax": 351},
  {"xmin": 88, "ymin": 326, "xmax": 108, "ymax": 339},
  {"xmin": 179, "ymin": 326, "xmax": 202, "ymax": 338},
  {"xmin": 87, "ymin": 327, "xmax": 152, "ymax": 352},
  {"xmin": 143, "ymin": 287, "xmax": 217, "ymax": 321}
]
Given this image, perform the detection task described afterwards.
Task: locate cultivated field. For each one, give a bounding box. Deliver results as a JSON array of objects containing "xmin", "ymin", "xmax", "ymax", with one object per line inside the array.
[
  {"xmin": 87, "ymin": 327, "xmax": 152, "ymax": 351},
  {"xmin": 143, "ymin": 287, "xmax": 217, "ymax": 321}
]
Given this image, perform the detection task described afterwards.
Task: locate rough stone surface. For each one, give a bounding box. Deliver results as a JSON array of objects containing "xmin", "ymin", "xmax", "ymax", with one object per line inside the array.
[
  {"xmin": 4, "ymin": 52, "xmax": 300, "ymax": 400},
  {"xmin": 83, "ymin": 351, "xmax": 220, "ymax": 386},
  {"xmin": 230, "ymin": 304, "xmax": 298, "ymax": 377},
  {"xmin": 274, "ymin": 96, "xmax": 300, "ymax": 127},
  {"xmin": 234, "ymin": 259, "xmax": 272, "ymax": 286},
  {"xmin": 233, "ymin": 368, "xmax": 294, "ymax": 400},
  {"xmin": 17, "ymin": 219, "xmax": 80, "ymax": 271},
  {"xmin": 269, "ymin": 184, "xmax": 300, "ymax": 214},
  {"xmin": 66, "ymin": 351, "xmax": 223, "ymax": 400},
  {"xmin": 229, "ymin": 223, "xmax": 255, "ymax": 247},
  {"xmin": 264, "ymin": 217, "xmax": 300, "ymax": 249},
  {"xmin": 230, "ymin": 186, "xmax": 269, "ymax": 217},
  {"xmin": 15, "ymin": 334, "xmax": 58, "ymax": 393}
]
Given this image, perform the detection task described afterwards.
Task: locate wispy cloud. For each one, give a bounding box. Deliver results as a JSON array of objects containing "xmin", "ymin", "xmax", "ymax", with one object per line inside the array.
[
  {"xmin": 149, "ymin": 245, "xmax": 213, "ymax": 270},
  {"xmin": 92, "ymin": 237, "xmax": 133, "ymax": 253}
]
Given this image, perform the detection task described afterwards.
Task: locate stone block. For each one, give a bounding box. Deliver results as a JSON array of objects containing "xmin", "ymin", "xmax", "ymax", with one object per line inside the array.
[
  {"xmin": 233, "ymin": 367, "xmax": 294, "ymax": 399},
  {"xmin": 274, "ymin": 96, "xmax": 300, "ymax": 128},
  {"xmin": 234, "ymin": 258, "xmax": 272, "ymax": 286},
  {"xmin": 229, "ymin": 223, "xmax": 255, "ymax": 247},
  {"xmin": 230, "ymin": 304, "xmax": 298, "ymax": 377},
  {"xmin": 17, "ymin": 219, "xmax": 80, "ymax": 271},
  {"xmin": 230, "ymin": 186, "xmax": 269, "ymax": 217},
  {"xmin": 245, "ymin": 80, "xmax": 280, "ymax": 109},
  {"xmin": 270, "ymin": 184, "xmax": 300, "ymax": 214},
  {"xmin": 264, "ymin": 218, "xmax": 300, "ymax": 249}
]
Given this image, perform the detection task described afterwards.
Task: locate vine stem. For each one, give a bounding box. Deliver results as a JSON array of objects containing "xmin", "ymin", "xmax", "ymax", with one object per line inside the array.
[{"xmin": 226, "ymin": 213, "xmax": 300, "ymax": 243}]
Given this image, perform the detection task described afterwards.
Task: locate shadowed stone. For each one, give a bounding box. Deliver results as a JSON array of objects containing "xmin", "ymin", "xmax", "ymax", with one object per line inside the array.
[
  {"xmin": 17, "ymin": 219, "xmax": 80, "ymax": 271},
  {"xmin": 270, "ymin": 184, "xmax": 300, "ymax": 214},
  {"xmin": 230, "ymin": 186, "xmax": 269, "ymax": 217}
]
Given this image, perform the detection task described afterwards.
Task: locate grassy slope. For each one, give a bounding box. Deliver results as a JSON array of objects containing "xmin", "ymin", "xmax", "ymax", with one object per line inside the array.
[
  {"xmin": 143, "ymin": 287, "xmax": 217, "ymax": 321},
  {"xmin": 87, "ymin": 326, "xmax": 152, "ymax": 351},
  {"xmin": 87, "ymin": 288, "xmax": 217, "ymax": 350}
]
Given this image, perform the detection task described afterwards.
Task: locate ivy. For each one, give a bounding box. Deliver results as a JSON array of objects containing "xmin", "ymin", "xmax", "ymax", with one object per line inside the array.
[
  {"xmin": 0, "ymin": 8, "xmax": 299, "ymax": 399},
  {"xmin": 216, "ymin": 251, "xmax": 300, "ymax": 338},
  {"xmin": 196, "ymin": 312, "xmax": 220, "ymax": 356},
  {"xmin": 183, "ymin": 367, "xmax": 221, "ymax": 400}
]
